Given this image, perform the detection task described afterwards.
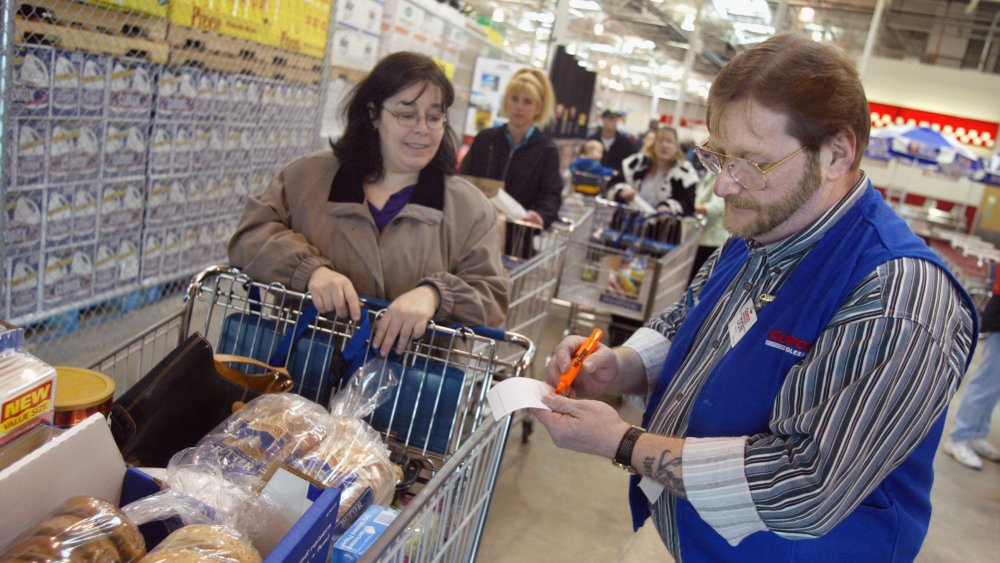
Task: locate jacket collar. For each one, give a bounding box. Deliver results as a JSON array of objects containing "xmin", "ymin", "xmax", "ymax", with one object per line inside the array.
[{"xmin": 328, "ymin": 162, "xmax": 446, "ymax": 211}]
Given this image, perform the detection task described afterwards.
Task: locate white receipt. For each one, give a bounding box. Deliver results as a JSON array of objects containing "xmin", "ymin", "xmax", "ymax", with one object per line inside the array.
[{"xmin": 486, "ymin": 378, "xmax": 553, "ymax": 421}]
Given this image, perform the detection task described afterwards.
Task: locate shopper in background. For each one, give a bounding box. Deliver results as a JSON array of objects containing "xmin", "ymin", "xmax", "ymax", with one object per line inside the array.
[
  {"xmin": 228, "ymin": 52, "xmax": 510, "ymax": 354},
  {"xmin": 607, "ymin": 125, "xmax": 699, "ymax": 216},
  {"xmin": 569, "ymin": 139, "xmax": 614, "ymax": 178},
  {"xmin": 687, "ymin": 171, "xmax": 727, "ymax": 284},
  {"xmin": 459, "ymin": 67, "xmax": 561, "ymax": 228},
  {"xmin": 943, "ymin": 275, "xmax": 1000, "ymax": 469},
  {"xmin": 589, "ymin": 109, "xmax": 637, "ymax": 183},
  {"xmin": 533, "ymin": 34, "xmax": 976, "ymax": 560}
]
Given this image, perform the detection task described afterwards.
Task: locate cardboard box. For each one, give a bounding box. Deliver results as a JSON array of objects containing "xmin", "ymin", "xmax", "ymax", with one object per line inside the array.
[
  {"xmin": 42, "ymin": 243, "xmax": 95, "ymax": 308},
  {"xmin": 4, "ymin": 187, "xmax": 44, "ymax": 253},
  {"xmin": 194, "ymin": 70, "xmax": 216, "ymax": 119},
  {"xmin": 100, "ymin": 181, "xmax": 146, "ymax": 234},
  {"xmin": 49, "ymin": 119, "xmax": 102, "ymax": 184},
  {"xmin": 45, "ymin": 185, "xmax": 75, "ymax": 248},
  {"xmin": 71, "ymin": 183, "xmax": 99, "ymax": 244},
  {"xmin": 11, "ymin": 118, "xmax": 49, "ymax": 188},
  {"xmin": 161, "ymin": 227, "xmax": 183, "ymax": 275},
  {"xmin": 140, "ymin": 227, "xmax": 164, "ymax": 282},
  {"xmin": 148, "ymin": 120, "xmax": 174, "ymax": 177},
  {"xmin": 331, "ymin": 505, "xmax": 399, "ymax": 563},
  {"xmin": 231, "ymin": 76, "xmax": 262, "ymax": 124},
  {"xmin": 213, "ymin": 73, "xmax": 234, "ymax": 122},
  {"xmin": 102, "ymin": 121, "xmax": 149, "ymax": 179},
  {"xmin": 155, "ymin": 66, "xmax": 197, "ymax": 119},
  {"xmin": 11, "ymin": 45, "xmax": 52, "ymax": 118},
  {"xmin": 80, "ymin": 53, "xmax": 110, "ymax": 118},
  {"xmin": 51, "ymin": 50, "xmax": 83, "ymax": 117},
  {"xmin": 0, "ymin": 350, "xmax": 54, "ymax": 451},
  {"xmin": 146, "ymin": 177, "xmax": 179, "ymax": 229},
  {"xmin": 6, "ymin": 252, "xmax": 40, "ymax": 319},
  {"xmin": 93, "ymin": 236, "xmax": 119, "ymax": 295},
  {"xmin": 172, "ymin": 123, "xmax": 194, "ymax": 175},
  {"xmin": 107, "ymin": 57, "xmax": 155, "ymax": 120}
]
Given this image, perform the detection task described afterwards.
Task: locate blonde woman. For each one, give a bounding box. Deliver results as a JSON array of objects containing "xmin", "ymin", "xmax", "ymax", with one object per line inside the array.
[
  {"xmin": 608, "ymin": 125, "xmax": 699, "ymax": 216},
  {"xmin": 460, "ymin": 67, "xmax": 561, "ymax": 228}
]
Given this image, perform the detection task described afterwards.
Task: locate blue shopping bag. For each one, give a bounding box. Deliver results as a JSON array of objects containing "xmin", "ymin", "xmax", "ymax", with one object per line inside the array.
[
  {"xmin": 341, "ymin": 312, "xmax": 467, "ymax": 456},
  {"xmin": 218, "ymin": 302, "xmax": 337, "ymax": 404}
]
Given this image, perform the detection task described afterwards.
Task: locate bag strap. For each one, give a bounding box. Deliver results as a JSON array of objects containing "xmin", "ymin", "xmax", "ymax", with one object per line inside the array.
[
  {"xmin": 246, "ymin": 285, "xmax": 319, "ymax": 368},
  {"xmin": 214, "ymin": 354, "xmax": 294, "ymax": 393}
]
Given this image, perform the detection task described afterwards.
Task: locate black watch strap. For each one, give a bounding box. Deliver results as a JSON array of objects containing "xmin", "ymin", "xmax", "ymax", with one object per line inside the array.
[{"xmin": 612, "ymin": 425, "xmax": 645, "ymax": 473}]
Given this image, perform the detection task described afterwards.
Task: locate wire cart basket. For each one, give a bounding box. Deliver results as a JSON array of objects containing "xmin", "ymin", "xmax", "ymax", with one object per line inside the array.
[
  {"xmin": 556, "ymin": 197, "xmax": 703, "ymax": 325},
  {"xmin": 88, "ymin": 264, "xmax": 535, "ymax": 561}
]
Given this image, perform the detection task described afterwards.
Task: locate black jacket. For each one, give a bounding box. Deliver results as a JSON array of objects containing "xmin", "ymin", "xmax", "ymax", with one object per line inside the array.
[
  {"xmin": 589, "ymin": 130, "xmax": 636, "ymax": 182},
  {"xmin": 460, "ymin": 126, "xmax": 562, "ymax": 228}
]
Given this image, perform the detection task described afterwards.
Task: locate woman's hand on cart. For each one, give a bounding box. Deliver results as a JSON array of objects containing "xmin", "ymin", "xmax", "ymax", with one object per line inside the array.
[
  {"xmin": 524, "ymin": 210, "xmax": 544, "ymax": 228},
  {"xmin": 308, "ymin": 266, "xmax": 362, "ymax": 321},
  {"xmin": 372, "ymin": 285, "xmax": 440, "ymax": 356},
  {"xmin": 544, "ymin": 335, "xmax": 619, "ymax": 399},
  {"xmin": 617, "ymin": 186, "xmax": 637, "ymax": 202}
]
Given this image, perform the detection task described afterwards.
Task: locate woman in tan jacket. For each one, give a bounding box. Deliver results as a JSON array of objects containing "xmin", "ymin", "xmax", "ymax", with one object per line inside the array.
[{"xmin": 229, "ymin": 52, "xmax": 510, "ymax": 355}]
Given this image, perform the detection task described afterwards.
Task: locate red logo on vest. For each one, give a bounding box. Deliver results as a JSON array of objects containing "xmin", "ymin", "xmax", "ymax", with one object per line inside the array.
[{"xmin": 765, "ymin": 329, "xmax": 813, "ymax": 357}]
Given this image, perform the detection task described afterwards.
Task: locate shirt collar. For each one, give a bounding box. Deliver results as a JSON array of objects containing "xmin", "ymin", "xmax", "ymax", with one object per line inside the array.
[
  {"xmin": 505, "ymin": 125, "xmax": 537, "ymax": 151},
  {"xmin": 328, "ymin": 162, "xmax": 446, "ymax": 211},
  {"xmin": 747, "ymin": 172, "xmax": 869, "ymax": 264}
]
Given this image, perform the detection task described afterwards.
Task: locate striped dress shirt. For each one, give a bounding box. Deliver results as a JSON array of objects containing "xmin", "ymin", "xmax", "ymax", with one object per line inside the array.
[{"xmin": 622, "ymin": 174, "xmax": 975, "ymax": 558}]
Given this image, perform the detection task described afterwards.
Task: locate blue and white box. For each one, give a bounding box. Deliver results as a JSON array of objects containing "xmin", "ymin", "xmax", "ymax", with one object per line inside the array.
[
  {"xmin": 102, "ymin": 121, "xmax": 148, "ymax": 179},
  {"xmin": 146, "ymin": 177, "xmax": 180, "ymax": 228},
  {"xmin": 185, "ymin": 175, "xmax": 206, "ymax": 220},
  {"xmin": 49, "ymin": 119, "xmax": 102, "ymax": 183},
  {"xmin": 260, "ymin": 80, "xmax": 280, "ymax": 123},
  {"xmin": 52, "ymin": 50, "xmax": 83, "ymax": 116},
  {"xmin": 94, "ymin": 236, "xmax": 118, "ymax": 295},
  {"xmin": 194, "ymin": 70, "xmax": 216, "ymax": 119},
  {"xmin": 331, "ymin": 505, "xmax": 399, "ymax": 563},
  {"xmin": 99, "ymin": 181, "xmax": 145, "ymax": 234},
  {"xmin": 11, "ymin": 45, "xmax": 52, "ymax": 117},
  {"xmin": 141, "ymin": 228, "xmax": 162, "ymax": 282},
  {"xmin": 72, "ymin": 183, "xmax": 99, "ymax": 244},
  {"xmin": 117, "ymin": 230, "xmax": 141, "ymax": 288},
  {"xmin": 7, "ymin": 252, "xmax": 41, "ymax": 319},
  {"xmin": 11, "ymin": 119, "xmax": 49, "ymax": 187},
  {"xmin": 181, "ymin": 224, "xmax": 202, "ymax": 268},
  {"xmin": 46, "ymin": 185, "xmax": 75, "ymax": 248},
  {"xmin": 172, "ymin": 123, "xmax": 194, "ymax": 175},
  {"xmin": 80, "ymin": 53, "xmax": 109, "ymax": 118},
  {"xmin": 43, "ymin": 243, "xmax": 94, "ymax": 308},
  {"xmin": 155, "ymin": 66, "xmax": 197, "ymax": 119},
  {"xmin": 108, "ymin": 57, "xmax": 154, "ymax": 119},
  {"xmin": 4, "ymin": 187, "xmax": 44, "ymax": 252},
  {"xmin": 149, "ymin": 120, "xmax": 173, "ymax": 176},
  {"xmin": 192, "ymin": 124, "xmax": 224, "ymax": 172},
  {"xmin": 231, "ymin": 75, "xmax": 262, "ymax": 124},
  {"xmin": 161, "ymin": 226, "xmax": 183, "ymax": 277},
  {"xmin": 214, "ymin": 73, "xmax": 234, "ymax": 121}
]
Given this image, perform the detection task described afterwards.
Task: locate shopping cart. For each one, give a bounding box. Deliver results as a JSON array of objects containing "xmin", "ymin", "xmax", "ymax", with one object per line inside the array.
[
  {"xmin": 556, "ymin": 197, "xmax": 703, "ymax": 330},
  {"xmin": 570, "ymin": 170, "xmax": 610, "ymax": 197},
  {"xmin": 88, "ymin": 265, "xmax": 535, "ymax": 561}
]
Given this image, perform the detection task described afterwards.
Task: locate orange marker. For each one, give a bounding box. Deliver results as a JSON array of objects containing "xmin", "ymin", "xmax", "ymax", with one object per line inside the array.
[{"xmin": 554, "ymin": 327, "xmax": 604, "ymax": 395}]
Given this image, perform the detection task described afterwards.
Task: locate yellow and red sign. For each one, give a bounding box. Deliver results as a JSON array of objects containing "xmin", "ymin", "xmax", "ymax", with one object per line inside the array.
[{"xmin": 1, "ymin": 381, "xmax": 54, "ymax": 438}]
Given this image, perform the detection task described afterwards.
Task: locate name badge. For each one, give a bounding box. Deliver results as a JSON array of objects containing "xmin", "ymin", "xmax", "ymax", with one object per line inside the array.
[{"xmin": 727, "ymin": 297, "xmax": 757, "ymax": 348}]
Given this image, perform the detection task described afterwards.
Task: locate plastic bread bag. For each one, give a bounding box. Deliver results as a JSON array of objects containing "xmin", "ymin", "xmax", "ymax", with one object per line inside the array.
[
  {"xmin": 1, "ymin": 496, "xmax": 146, "ymax": 561},
  {"xmin": 328, "ymin": 356, "xmax": 400, "ymax": 418},
  {"xmin": 139, "ymin": 524, "xmax": 262, "ymax": 563}
]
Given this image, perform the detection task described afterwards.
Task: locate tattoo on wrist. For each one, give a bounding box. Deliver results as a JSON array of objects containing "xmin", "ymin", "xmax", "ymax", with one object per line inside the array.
[{"xmin": 641, "ymin": 449, "xmax": 685, "ymax": 495}]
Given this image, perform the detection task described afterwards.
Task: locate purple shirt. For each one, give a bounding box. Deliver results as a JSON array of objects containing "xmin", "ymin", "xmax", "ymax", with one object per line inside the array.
[{"xmin": 368, "ymin": 185, "xmax": 416, "ymax": 232}]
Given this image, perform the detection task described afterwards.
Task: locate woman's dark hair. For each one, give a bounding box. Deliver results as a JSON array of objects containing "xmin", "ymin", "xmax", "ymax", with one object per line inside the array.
[{"xmin": 331, "ymin": 52, "xmax": 457, "ymax": 182}]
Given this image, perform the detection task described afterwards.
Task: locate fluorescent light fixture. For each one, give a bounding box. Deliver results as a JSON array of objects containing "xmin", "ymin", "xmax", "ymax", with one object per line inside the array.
[
  {"xmin": 594, "ymin": 22, "xmax": 604, "ymax": 35},
  {"xmin": 682, "ymin": 14, "xmax": 695, "ymax": 31},
  {"xmin": 568, "ymin": 8, "xmax": 585, "ymax": 17},
  {"xmin": 516, "ymin": 43, "xmax": 531, "ymax": 56},
  {"xmin": 798, "ymin": 7, "xmax": 815, "ymax": 23},
  {"xmin": 812, "ymin": 30, "xmax": 823, "ymax": 41},
  {"xmin": 492, "ymin": 7, "xmax": 504, "ymax": 23}
]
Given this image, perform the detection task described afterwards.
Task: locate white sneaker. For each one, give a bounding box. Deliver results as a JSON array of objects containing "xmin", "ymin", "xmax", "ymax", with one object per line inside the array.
[
  {"xmin": 970, "ymin": 439, "xmax": 1000, "ymax": 462},
  {"xmin": 943, "ymin": 440, "xmax": 983, "ymax": 469}
]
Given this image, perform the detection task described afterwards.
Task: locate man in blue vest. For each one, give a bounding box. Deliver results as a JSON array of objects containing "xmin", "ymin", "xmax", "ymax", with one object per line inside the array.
[{"xmin": 533, "ymin": 34, "xmax": 977, "ymax": 561}]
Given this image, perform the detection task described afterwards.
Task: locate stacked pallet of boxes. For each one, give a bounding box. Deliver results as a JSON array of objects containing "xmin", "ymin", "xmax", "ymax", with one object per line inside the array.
[
  {"xmin": 4, "ymin": 0, "xmax": 328, "ymax": 325},
  {"xmin": 7, "ymin": 0, "xmax": 168, "ymax": 323}
]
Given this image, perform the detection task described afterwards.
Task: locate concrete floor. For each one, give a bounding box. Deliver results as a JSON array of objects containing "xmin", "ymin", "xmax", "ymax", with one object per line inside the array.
[{"xmin": 478, "ymin": 306, "xmax": 1000, "ymax": 562}]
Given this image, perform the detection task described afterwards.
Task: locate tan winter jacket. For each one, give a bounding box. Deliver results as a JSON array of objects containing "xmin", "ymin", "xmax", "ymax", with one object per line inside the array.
[{"xmin": 228, "ymin": 151, "xmax": 510, "ymax": 327}]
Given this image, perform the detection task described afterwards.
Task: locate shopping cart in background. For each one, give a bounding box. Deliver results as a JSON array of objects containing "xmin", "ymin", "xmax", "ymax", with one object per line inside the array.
[
  {"xmin": 556, "ymin": 197, "xmax": 703, "ymax": 337},
  {"xmin": 929, "ymin": 232, "xmax": 999, "ymax": 314},
  {"xmin": 570, "ymin": 170, "xmax": 611, "ymax": 197},
  {"xmin": 89, "ymin": 265, "xmax": 535, "ymax": 562}
]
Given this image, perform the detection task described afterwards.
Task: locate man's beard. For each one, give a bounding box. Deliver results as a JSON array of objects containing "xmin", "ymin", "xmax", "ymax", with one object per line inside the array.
[{"xmin": 722, "ymin": 152, "xmax": 821, "ymax": 239}]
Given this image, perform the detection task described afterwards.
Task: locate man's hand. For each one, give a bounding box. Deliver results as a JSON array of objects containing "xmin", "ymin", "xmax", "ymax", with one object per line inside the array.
[
  {"xmin": 308, "ymin": 266, "xmax": 361, "ymax": 321},
  {"xmin": 532, "ymin": 394, "xmax": 630, "ymax": 458},
  {"xmin": 545, "ymin": 335, "xmax": 620, "ymax": 399},
  {"xmin": 373, "ymin": 285, "xmax": 439, "ymax": 356}
]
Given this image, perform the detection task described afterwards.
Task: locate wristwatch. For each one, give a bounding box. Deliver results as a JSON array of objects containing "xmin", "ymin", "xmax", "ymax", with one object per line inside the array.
[{"xmin": 612, "ymin": 425, "xmax": 646, "ymax": 473}]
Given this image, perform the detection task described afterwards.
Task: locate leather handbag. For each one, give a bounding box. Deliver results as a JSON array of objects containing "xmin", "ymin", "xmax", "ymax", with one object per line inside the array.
[{"xmin": 109, "ymin": 332, "xmax": 293, "ymax": 467}]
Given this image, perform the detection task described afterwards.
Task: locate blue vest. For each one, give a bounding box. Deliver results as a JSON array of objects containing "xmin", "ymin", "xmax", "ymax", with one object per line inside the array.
[{"xmin": 631, "ymin": 184, "xmax": 977, "ymax": 561}]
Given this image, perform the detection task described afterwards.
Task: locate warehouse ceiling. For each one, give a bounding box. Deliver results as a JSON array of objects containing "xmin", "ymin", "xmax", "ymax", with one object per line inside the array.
[{"xmin": 462, "ymin": 0, "xmax": 1000, "ymax": 102}]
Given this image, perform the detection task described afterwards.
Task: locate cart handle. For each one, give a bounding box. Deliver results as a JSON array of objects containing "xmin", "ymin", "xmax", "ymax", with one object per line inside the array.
[{"xmin": 359, "ymin": 296, "xmax": 508, "ymax": 341}]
